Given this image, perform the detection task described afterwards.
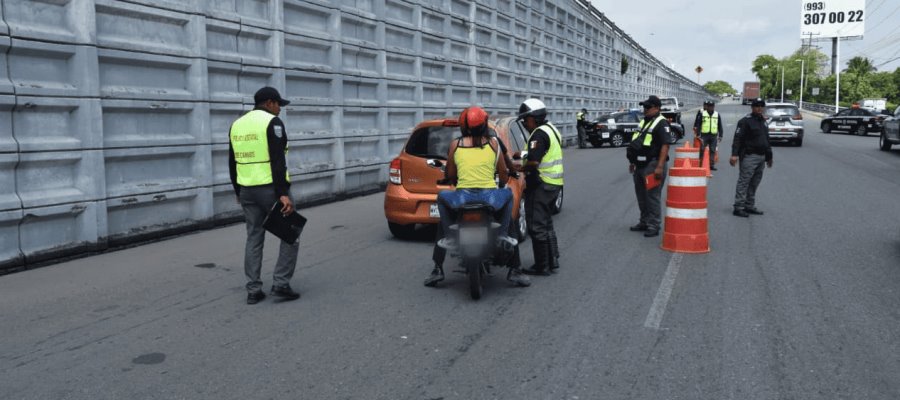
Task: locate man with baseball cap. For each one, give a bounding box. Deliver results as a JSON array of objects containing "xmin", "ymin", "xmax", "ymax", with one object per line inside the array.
[
  {"xmin": 693, "ymin": 100, "xmax": 724, "ymax": 170},
  {"xmin": 730, "ymin": 98, "xmax": 773, "ymax": 218},
  {"xmin": 229, "ymin": 86, "xmax": 300, "ymax": 304},
  {"xmin": 626, "ymin": 95, "xmax": 672, "ymax": 237}
]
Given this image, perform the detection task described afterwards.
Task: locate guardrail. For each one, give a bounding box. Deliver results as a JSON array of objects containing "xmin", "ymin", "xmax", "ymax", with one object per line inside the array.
[{"xmin": 786, "ymin": 101, "xmax": 845, "ymax": 115}]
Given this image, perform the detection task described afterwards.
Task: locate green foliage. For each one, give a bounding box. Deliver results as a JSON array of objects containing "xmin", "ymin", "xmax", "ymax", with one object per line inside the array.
[
  {"xmin": 620, "ymin": 55, "xmax": 629, "ymax": 75},
  {"xmin": 751, "ymin": 49, "xmax": 899, "ymax": 107},
  {"xmin": 703, "ymin": 80, "xmax": 737, "ymax": 95}
]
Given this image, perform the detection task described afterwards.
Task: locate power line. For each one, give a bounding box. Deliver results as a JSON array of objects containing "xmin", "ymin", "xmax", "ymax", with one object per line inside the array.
[{"xmin": 865, "ymin": 4, "xmax": 900, "ymax": 32}]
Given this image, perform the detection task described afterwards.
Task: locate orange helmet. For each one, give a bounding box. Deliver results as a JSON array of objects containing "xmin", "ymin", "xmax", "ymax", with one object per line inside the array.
[{"xmin": 458, "ymin": 106, "xmax": 489, "ymax": 137}]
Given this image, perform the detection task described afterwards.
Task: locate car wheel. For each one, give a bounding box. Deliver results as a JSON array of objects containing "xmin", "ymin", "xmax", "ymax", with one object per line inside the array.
[
  {"xmin": 611, "ymin": 132, "xmax": 624, "ymax": 147},
  {"xmin": 550, "ymin": 187, "xmax": 563, "ymax": 215},
  {"xmin": 880, "ymin": 130, "xmax": 892, "ymax": 151},
  {"xmin": 514, "ymin": 198, "xmax": 528, "ymax": 242},
  {"xmin": 794, "ymin": 138, "xmax": 803, "ymax": 147},
  {"xmin": 822, "ymin": 122, "xmax": 831, "ymax": 133},
  {"xmin": 388, "ymin": 222, "xmax": 416, "ymax": 239},
  {"xmin": 856, "ymin": 124, "xmax": 867, "ymax": 136}
]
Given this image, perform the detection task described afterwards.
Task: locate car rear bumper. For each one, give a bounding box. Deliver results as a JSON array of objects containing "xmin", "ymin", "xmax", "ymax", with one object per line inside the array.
[
  {"xmin": 768, "ymin": 129, "xmax": 803, "ymax": 141},
  {"xmin": 384, "ymin": 184, "xmax": 440, "ymax": 225}
]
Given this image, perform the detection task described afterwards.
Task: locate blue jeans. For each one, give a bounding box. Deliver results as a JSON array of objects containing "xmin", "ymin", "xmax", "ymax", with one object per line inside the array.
[{"xmin": 437, "ymin": 188, "xmax": 513, "ymax": 238}]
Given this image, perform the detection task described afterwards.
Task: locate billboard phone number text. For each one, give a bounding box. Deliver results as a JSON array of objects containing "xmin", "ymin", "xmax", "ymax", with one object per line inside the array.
[{"xmin": 803, "ymin": 3, "xmax": 864, "ymax": 25}]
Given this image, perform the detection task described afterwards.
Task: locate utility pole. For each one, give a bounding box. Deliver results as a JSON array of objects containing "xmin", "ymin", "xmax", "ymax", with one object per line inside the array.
[
  {"xmin": 780, "ymin": 65, "xmax": 785, "ymax": 103},
  {"xmin": 796, "ymin": 59, "xmax": 804, "ymax": 109}
]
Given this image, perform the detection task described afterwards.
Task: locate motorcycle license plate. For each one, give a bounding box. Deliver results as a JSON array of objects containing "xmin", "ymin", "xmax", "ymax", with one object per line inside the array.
[
  {"xmin": 458, "ymin": 227, "xmax": 488, "ymax": 246},
  {"xmin": 429, "ymin": 203, "xmax": 440, "ymax": 218},
  {"xmin": 602, "ymin": 132, "xmax": 610, "ymax": 139}
]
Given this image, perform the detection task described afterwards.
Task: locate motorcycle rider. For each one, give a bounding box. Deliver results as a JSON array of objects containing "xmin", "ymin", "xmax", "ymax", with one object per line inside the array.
[{"xmin": 424, "ymin": 106, "xmax": 531, "ymax": 287}]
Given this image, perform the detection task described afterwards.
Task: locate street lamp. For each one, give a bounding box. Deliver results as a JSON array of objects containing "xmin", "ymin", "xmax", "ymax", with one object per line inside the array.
[
  {"xmin": 795, "ymin": 59, "xmax": 804, "ymax": 110},
  {"xmin": 780, "ymin": 64, "xmax": 785, "ymax": 103}
]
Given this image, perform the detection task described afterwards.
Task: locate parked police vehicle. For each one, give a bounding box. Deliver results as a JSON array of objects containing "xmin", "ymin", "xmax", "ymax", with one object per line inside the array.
[
  {"xmin": 821, "ymin": 106, "xmax": 886, "ymax": 136},
  {"xmin": 880, "ymin": 106, "xmax": 900, "ymax": 151},
  {"xmin": 584, "ymin": 109, "xmax": 683, "ymax": 148},
  {"xmin": 584, "ymin": 109, "xmax": 642, "ymax": 147}
]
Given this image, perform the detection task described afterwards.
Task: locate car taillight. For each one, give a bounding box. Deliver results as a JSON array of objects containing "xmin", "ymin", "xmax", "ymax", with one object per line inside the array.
[
  {"xmin": 461, "ymin": 212, "xmax": 483, "ymax": 222},
  {"xmin": 792, "ymin": 115, "xmax": 802, "ymax": 120},
  {"xmin": 389, "ymin": 158, "xmax": 401, "ymax": 184}
]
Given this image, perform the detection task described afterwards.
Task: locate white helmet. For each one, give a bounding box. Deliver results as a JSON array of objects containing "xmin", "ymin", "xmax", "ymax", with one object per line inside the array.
[{"xmin": 518, "ymin": 98, "xmax": 547, "ymax": 121}]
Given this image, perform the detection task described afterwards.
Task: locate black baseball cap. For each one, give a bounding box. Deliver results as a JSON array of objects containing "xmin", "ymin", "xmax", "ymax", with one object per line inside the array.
[
  {"xmin": 750, "ymin": 98, "xmax": 766, "ymax": 107},
  {"xmin": 639, "ymin": 95, "xmax": 661, "ymax": 108},
  {"xmin": 254, "ymin": 87, "xmax": 290, "ymax": 106}
]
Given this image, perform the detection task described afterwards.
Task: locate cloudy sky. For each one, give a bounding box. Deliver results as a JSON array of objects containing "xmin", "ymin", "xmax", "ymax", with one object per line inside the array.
[{"xmin": 591, "ymin": 0, "xmax": 900, "ymax": 91}]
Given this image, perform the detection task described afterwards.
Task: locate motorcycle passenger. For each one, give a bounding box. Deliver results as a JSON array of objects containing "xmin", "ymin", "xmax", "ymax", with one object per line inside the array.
[{"xmin": 423, "ymin": 106, "xmax": 531, "ymax": 288}]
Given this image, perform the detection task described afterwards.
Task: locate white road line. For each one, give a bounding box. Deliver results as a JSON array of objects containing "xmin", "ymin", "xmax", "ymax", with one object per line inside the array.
[{"xmin": 644, "ymin": 253, "xmax": 683, "ymax": 330}]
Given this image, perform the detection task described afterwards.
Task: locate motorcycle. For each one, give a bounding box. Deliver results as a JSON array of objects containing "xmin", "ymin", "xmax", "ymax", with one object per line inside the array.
[{"xmin": 440, "ymin": 202, "xmax": 516, "ymax": 300}]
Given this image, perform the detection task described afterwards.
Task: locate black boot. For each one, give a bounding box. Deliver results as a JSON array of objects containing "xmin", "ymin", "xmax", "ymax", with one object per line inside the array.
[
  {"xmin": 423, "ymin": 265, "xmax": 445, "ymax": 287},
  {"xmin": 522, "ymin": 239, "xmax": 551, "ymax": 276},
  {"xmin": 507, "ymin": 267, "xmax": 532, "ymax": 287},
  {"xmin": 548, "ymin": 232, "xmax": 560, "ymax": 273}
]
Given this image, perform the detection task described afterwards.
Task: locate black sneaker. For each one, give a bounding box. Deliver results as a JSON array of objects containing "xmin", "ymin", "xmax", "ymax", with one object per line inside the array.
[
  {"xmin": 733, "ymin": 209, "xmax": 749, "ymax": 218},
  {"xmin": 423, "ymin": 265, "xmax": 445, "ymax": 287},
  {"xmin": 629, "ymin": 223, "xmax": 649, "ymax": 232},
  {"xmin": 745, "ymin": 208, "xmax": 764, "ymax": 215},
  {"xmin": 247, "ymin": 291, "xmax": 266, "ymax": 305},
  {"xmin": 643, "ymin": 229, "xmax": 660, "ymax": 237},
  {"xmin": 270, "ymin": 285, "xmax": 300, "ymax": 301},
  {"xmin": 710, "ymin": 165, "xmax": 718, "ymax": 171}
]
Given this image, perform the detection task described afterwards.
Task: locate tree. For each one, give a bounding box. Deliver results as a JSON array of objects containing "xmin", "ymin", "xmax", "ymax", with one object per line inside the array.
[
  {"xmin": 751, "ymin": 54, "xmax": 780, "ymax": 99},
  {"xmin": 845, "ymin": 56, "xmax": 876, "ymax": 76},
  {"xmin": 703, "ymin": 80, "xmax": 737, "ymax": 95}
]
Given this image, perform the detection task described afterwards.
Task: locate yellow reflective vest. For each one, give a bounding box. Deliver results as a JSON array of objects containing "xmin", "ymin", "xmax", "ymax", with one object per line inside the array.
[
  {"xmin": 529, "ymin": 123, "xmax": 564, "ymax": 186},
  {"xmin": 576, "ymin": 111, "xmax": 585, "ymax": 121},
  {"xmin": 229, "ymin": 109, "xmax": 290, "ymax": 187},
  {"xmin": 632, "ymin": 115, "xmax": 666, "ymax": 147},
  {"xmin": 701, "ymin": 110, "xmax": 720, "ymax": 135}
]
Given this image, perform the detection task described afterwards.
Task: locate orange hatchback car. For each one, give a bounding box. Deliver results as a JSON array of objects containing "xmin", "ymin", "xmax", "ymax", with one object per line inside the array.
[{"xmin": 384, "ymin": 116, "xmax": 530, "ymax": 240}]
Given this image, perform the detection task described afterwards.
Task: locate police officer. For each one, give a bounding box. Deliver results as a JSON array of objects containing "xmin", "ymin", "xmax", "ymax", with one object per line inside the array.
[
  {"xmin": 516, "ymin": 99, "xmax": 563, "ymax": 276},
  {"xmin": 730, "ymin": 98, "xmax": 772, "ymax": 218},
  {"xmin": 627, "ymin": 95, "xmax": 672, "ymax": 237},
  {"xmin": 228, "ymin": 87, "xmax": 300, "ymax": 304},
  {"xmin": 693, "ymin": 100, "xmax": 724, "ymax": 170},
  {"xmin": 576, "ymin": 108, "xmax": 588, "ymax": 148}
]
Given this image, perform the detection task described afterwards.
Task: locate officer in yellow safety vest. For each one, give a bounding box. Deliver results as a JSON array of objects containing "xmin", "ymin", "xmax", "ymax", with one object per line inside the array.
[
  {"xmin": 626, "ymin": 95, "xmax": 672, "ymax": 237},
  {"xmin": 516, "ymin": 98, "xmax": 564, "ymax": 276},
  {"xmin": 228, "ymin": 87, "xmax": 300, "ymax": 304},
  {"xmin": 693, "ymin": 100, "xmax": 725, "ymax": 170}
]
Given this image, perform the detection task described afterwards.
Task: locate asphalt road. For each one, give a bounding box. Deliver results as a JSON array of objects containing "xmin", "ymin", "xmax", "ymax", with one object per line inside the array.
[{"xmin": 2, "ymin": 103, "xmax": 900, "ymax": 400}]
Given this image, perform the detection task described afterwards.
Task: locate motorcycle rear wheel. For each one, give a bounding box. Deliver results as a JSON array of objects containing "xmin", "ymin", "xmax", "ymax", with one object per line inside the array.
[{"xmin": 465, "ymin": 258, "xmax": 483, "ymax": 300}]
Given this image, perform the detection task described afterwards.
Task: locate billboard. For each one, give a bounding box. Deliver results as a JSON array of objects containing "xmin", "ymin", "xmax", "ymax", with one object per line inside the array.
[{"xmin": 800, "ymin": 0, "xmax": 865, "ymax": 39}]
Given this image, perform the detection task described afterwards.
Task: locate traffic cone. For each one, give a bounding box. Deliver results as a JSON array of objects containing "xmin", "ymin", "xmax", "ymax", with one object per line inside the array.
[
  {"xmin": 661, "ymin": 165, "xmax": 709, "ymax": 253},
  {"xmin": 674, "ymin": 145, "xmax": 700, "ymax": 169}
]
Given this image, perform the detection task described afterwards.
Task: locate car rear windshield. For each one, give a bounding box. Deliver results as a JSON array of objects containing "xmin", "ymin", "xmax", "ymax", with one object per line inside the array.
[
  {"xmin": 405, "ymin": 126, "xmax": 457, "ymax": 159},
  {"xmin": 766, "ymin": 106, "xmax": 800, "ymax": 118}
]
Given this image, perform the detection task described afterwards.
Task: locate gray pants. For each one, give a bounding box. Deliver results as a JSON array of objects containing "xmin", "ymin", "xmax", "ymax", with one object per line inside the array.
[
  {"xmin": 733, "ymin": 154, "xmax": 766, "ymax": 210},
  {"xmin": 239, "ymin": 185, "xmax": 299, "ymax": 293},
  {"xmin": 699, "ymin": 135, "xmax": 718, "ymax": 165},
  {"xmin": 632, "ymin": 160, "xmax": 668, "ymax": 230}
]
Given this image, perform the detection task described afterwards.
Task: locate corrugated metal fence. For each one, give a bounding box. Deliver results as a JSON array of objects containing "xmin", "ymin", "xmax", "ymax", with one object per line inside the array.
[{"xmin": 0, "ymin": 0, "xmax": 709, "ymax": 272}]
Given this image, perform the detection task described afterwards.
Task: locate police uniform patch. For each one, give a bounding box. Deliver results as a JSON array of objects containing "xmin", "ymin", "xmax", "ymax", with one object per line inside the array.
[
  {"xmin": 274, "ymin": 125, "xmax": 283, "ymax": 138},
  {"xmin": 530, "ymin": 140, "xmax": 537, "ymax": 149},
  {"xmin": 664, "ymin": 126, "xmax": 670, "ymax": 133}
]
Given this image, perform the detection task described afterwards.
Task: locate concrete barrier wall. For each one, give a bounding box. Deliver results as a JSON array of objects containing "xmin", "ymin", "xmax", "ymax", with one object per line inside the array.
[{"xmin": 0, "ymin": 0, "xmax": 709, "ymax": 271}]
